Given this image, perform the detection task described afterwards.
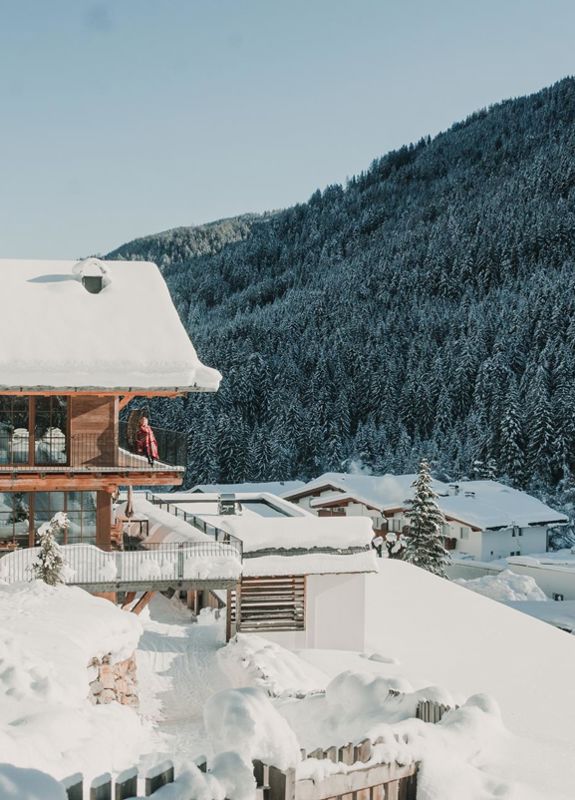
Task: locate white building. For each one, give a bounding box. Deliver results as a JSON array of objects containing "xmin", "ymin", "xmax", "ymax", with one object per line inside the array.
[
  {"xmin": 138, "ymin": 490, "xmax": 378, "ymax": 650},
  {"xmin": 283, "ymin": 473, "xmax": 568, "ymax": 562}
]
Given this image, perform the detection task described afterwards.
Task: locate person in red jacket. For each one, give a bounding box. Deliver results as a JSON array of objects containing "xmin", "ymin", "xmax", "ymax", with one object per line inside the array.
[{"xmin": 135, "ymin": 415, "xmax": 159, "ymax": 466}]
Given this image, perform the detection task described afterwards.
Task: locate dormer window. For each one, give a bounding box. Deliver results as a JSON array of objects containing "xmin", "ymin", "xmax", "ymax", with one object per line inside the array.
[
  {"xmin": 82, "ymin": 274, "xmax": 103, "ymax": 294},
  {"xmin": 73, "ymin": 257, "xmax": 111, "ymax": 294}
]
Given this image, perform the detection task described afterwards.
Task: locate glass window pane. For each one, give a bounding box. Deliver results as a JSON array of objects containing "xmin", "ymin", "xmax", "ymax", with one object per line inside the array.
[
  {"xmin": 0, "ymin": 398, "xmax": 30, "ymax": 465},
  {"xmin": 0, "ymin": 493, "xmax": 29, "ymax": 544},
  {"xmin": 35, "ymin": 397, "xmax": 67, "ymax": 466}
]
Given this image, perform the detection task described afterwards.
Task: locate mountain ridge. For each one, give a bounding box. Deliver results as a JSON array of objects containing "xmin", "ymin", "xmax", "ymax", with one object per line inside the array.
[{"xmin": 106, "ymin": 76, "xmax": 575, "ymax": 517}]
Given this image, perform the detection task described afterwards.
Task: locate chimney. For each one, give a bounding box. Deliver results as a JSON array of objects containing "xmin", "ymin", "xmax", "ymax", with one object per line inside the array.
[
  {"xmin": 218, "ymin": 493, "xmax": 238, "ymax": 515},
  {"xmin": 448, "ymin": 484, "xmax": 460, "ymax": 496}
]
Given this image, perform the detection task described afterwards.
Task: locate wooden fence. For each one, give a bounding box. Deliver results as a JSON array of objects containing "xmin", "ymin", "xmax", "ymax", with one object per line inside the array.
[{"xmin": 61, "ymin": 700, "xmax": 454, "ymax": 800}]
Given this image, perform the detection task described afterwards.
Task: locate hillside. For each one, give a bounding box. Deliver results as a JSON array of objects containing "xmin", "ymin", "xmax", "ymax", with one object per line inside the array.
[{"xmin": 107, "ymin": 78, "xmax": 575, "ymax": 503}]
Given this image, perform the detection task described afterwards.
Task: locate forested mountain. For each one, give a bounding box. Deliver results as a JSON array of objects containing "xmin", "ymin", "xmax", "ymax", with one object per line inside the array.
[{"xmin": 107, "ymin": 77, "xmax": 575, "ymax": 510}]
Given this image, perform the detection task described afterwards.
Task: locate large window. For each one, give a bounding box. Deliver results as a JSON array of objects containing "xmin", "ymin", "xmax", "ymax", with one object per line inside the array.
[
  {"xmin": 0, "ymin": 493, "xmax": 30, "ymax": 546},
  {"xmin": 0, "ymin": 491, "xmax": 96, "ymax": 545},
  {"xmin": 0, "ymin": 397, "xmax": 68, "ymax": 466},
  {"xmin": 34, "ymin": 492, "xmax": 96, "ymax": 543}
]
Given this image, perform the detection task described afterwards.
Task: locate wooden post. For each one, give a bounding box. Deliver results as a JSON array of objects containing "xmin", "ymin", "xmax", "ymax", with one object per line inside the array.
[
  {"xmin": 90, "ymin": 773, "xmax": 112, "ymax": 800},
  {"xmin": 253, "ymin": 760, "xmax": 267, "ymax": 787},
  {"xmin": 355, "ymin": 739, "xmax": 372, "ymax": 763},
  {"xmin": 269, "ymin": 766, "xmax": 295, "ymax": 800},
  {"xmin": 145, "ymin": 761, "xmax": 175, "ymax": 795},
  {"xmin": 114, "ymin": 767, "xmax": 138, "ymax": 800},
  {"xmin": 338, "ymin": 743, "xmax": 355, "ymax": 765},
  {"xmin": 387, "ymin": 779, "xmax": 400, "ymax": 800},
  {"xmin": 324, "ymin": 746, "xmax": 338, "ymax": 763},
  {"xmin": 62, "ymin": 773, "xmax": 83, "ymax": 800},
  {"xmin": 194, "ymin": 755, "xmax": 207, "ymax": 773}
]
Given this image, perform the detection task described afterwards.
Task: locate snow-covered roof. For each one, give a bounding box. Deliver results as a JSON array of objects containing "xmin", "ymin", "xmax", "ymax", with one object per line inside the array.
[
  {"xmin": 437, "ymin": 481, "xmax": 568, "ymax": 530},
  {"xmin": 222, "ymin": 515, "xmax": 374, "ymax": 554},
  {"xmin": 335, "ymin": 560, "xmax": 575, "ymax": 799},
  {"xmin": 191, "ymin": 480, "xmax": 306, "ymax": 495},
  {"xmin": 0, "ymin": 258, "xmax": 221, "ymax": 391},
  {"xmin": 143, "ymin": 491, "xmax": 377, "ymax": 576},
  {"xmin": 287, "ymin": 473, "xmax": 567, "ymax": 531},
  {"xmin": 284, "ymin": 472, "xmax": 446, "ymax": 511},
  {"xmin": 505, "ymin": 600, "xmax": 575, "ymax": 632}
]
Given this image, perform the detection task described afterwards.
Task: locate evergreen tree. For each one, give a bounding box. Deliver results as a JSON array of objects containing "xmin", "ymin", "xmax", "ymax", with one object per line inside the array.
[
  {"xmin": 402, "ymin": 460, "xmax": 450, "ymax": 577},
  {"xmin": 31, "ymin": 512, "xmax": 67, "ymax": 586}
]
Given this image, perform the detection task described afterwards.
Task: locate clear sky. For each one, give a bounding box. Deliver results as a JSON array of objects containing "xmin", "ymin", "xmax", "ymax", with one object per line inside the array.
[{"xmin": 1, "ymin": 0, "xmax": 575, "ymax": 259}]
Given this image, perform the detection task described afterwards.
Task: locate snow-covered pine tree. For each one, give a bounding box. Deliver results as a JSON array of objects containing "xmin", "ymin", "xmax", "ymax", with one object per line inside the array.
[
  {"xmin": 402, "ymin": 460, "xmax": 450, "ymax": 577},
  {"xmin": 31, "ymin": 512, "xmax": 68, "ymax": 586}
]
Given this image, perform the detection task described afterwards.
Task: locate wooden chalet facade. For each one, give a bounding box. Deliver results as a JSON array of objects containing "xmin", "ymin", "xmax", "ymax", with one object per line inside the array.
[{"xmin": 0, "ymin": 257, "xmax": 222, "ymax": 557}]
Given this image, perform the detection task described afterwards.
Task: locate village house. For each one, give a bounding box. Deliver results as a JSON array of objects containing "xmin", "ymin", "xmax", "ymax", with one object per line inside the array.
[
  {"xmin": 283, "ymin": 473, "xmax": 568, "ymax": 562},
  {"xmin": 140, "ymin": 489, "xmax": 378, "ymax": 650},
  {"xmin": 0, "ymin": 257, "xmax": 245, "ymax": 598}
]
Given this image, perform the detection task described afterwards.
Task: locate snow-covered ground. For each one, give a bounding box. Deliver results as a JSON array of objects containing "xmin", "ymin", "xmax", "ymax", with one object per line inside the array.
[
  {"xmin": 4, "ymin": 560, "xmax": 575, "ymax": 799},
  {"xmin": 0, "ymin": 581, "xmax": 157, "ymax": 781},
  {"xmin": 298, "ymin": 561, "xmax": 575, "ymax": 800}
]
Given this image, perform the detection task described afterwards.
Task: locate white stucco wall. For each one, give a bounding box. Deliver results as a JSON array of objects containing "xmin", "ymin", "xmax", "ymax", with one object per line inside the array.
[
  {"xmin": 261, "ymin": 572, "xmax": 368, "ymax": 651},
  {"xmin": 387, "ymin": 510, "xmax": 550, "ymax": 562}
]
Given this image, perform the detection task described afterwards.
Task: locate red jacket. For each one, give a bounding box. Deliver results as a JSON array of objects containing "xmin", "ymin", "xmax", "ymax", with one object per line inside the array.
[{"xmin": 135, "ymin": 422, "xmax": 159, "ymax": 460}]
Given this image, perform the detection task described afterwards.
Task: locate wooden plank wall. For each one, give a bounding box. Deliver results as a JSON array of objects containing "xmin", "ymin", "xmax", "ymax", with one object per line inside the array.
[
  {"xmin": 232, "ymin": 575, "xmax": 306, "ymax": 632},
  {"xmin": 69, "ymin": 396, "xmax": 117, "ymax": 467}
]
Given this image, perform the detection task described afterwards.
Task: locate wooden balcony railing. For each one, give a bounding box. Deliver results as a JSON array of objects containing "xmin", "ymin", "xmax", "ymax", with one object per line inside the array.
[{"xmin": 0, "ymin": 422, "xmax": 187, "ymax": 473}]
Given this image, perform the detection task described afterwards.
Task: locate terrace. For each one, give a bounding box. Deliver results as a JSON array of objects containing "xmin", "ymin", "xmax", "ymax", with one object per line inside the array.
[{"xmin": 0, "ymin": 421, "xmax": 187, "ymax": 476}]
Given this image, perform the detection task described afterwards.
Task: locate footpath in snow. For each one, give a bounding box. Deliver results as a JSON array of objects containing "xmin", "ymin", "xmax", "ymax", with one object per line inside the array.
[{"xmin": 137, "ymin": 596, "xmax": 232, "ymax": 768}]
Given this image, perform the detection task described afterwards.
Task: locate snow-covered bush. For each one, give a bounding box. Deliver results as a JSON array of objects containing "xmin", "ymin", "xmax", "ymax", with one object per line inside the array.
[{"xmin": 31, "ymin": 512, "xmax": 68, "ymax": 586}]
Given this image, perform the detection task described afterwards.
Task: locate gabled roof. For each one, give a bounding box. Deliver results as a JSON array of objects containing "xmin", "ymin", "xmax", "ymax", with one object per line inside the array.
[
  {"xmin": 283, "ymin": 472, "xmax": 447, "ymax": 512},
  {"xmin": 437, "ymin": 481, "xmax": 568, "ymax": 530},
  {"xmin": 0, "ymin": 258, "xmax": 221, "ymax": 391},
  {"xmin": 285, "ymin": 473, "xmax": 567, "ymax": 531}
]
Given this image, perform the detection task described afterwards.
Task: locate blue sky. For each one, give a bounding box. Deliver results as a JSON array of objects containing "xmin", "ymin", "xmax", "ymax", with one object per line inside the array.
[{"xmin": 1, "ymin": 0, "xmax": 574, "ymax": 258}]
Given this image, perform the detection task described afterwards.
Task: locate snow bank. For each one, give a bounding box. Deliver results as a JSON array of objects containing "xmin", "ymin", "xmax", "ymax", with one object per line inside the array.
[
  {"xmin": 0, "ymin": 581, "xmax": 156, "ymax": 780},
  {"xmin": 278, "ymin": 671, "xmax": 453, "ymax": 750},
  {"xmin": 218, "ymin": 634, "xmax": 329, "ymax": 697},
  {"xmin": 0, "ymin": 258, "xmax": 221, "ymax": 390},
  {"xmin": 204, "ymin": 687, "xmax": 301, "ymax": 769},
  {"xmin": 0, "ymin": 763, "xmax": 66, "ymax": 800},
  {"xmin": 454, "ymin": 568, "xmax": 548, "ymax": 602}
]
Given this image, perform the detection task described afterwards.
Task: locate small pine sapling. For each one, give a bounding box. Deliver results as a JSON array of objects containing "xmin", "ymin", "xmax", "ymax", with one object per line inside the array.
[{"xmin": 31, "ymin": 512, "xmax": 68, "ymax": 586}]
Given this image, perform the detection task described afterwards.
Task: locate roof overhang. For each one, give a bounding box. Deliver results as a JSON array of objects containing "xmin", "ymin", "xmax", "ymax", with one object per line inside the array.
[{"xmin": 0, "ymin": 385, "xmax": 217, "ymax": 395}]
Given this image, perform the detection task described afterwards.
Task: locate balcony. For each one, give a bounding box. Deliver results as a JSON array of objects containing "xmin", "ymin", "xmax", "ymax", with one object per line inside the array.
[
  {"xmin": 0, "ymin": 421, "xmax": 187, "ymax": 475},
  {"xmin": 0, "ymin": 539, "xmax": 242, "ymax": 591}
]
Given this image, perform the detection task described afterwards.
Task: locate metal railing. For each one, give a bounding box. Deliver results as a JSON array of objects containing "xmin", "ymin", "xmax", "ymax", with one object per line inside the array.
[
  {"xmin": 0, "ymin": 540, "xmax": 241, "ymax": 587},
  {"xmin": 0, "ymin": 423, "xmax": 187, "ymax": 472},
  {"xmin": 145, "ymin": 494, "xmax": 243, "ymax": 557}
]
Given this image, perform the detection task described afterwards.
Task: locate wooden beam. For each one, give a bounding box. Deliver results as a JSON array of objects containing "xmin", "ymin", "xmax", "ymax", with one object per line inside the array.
[
  {"xmin": 0, "ymin": 470, "xmax": 184, "ymax": 492},
  {"xmin": 118, "ymin": 394, "xmax": 136, "ymax": 411},
  {"xmin": 0, "ymin": 390, "xmax": 185, "ymax": 397},
  {"xmin": 131, "ymin": 591, "xmax": 155, "ymax": 615},
  {"xmin": 121, "ymin": 592, "xmax": 137, "ymax": 609}
]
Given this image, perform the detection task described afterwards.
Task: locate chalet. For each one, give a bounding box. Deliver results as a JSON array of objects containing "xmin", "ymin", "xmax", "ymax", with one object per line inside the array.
[
  {"xmin": 0, "ymin": 257, "xmax": 242, "ymax": 595},
  {"xmin": 141, "ymin": 490, "xmax": 378, "ymax": 649},
  {"xmin": 284, "ymin": 473, "xmax": 568, "ymax": 562}
]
